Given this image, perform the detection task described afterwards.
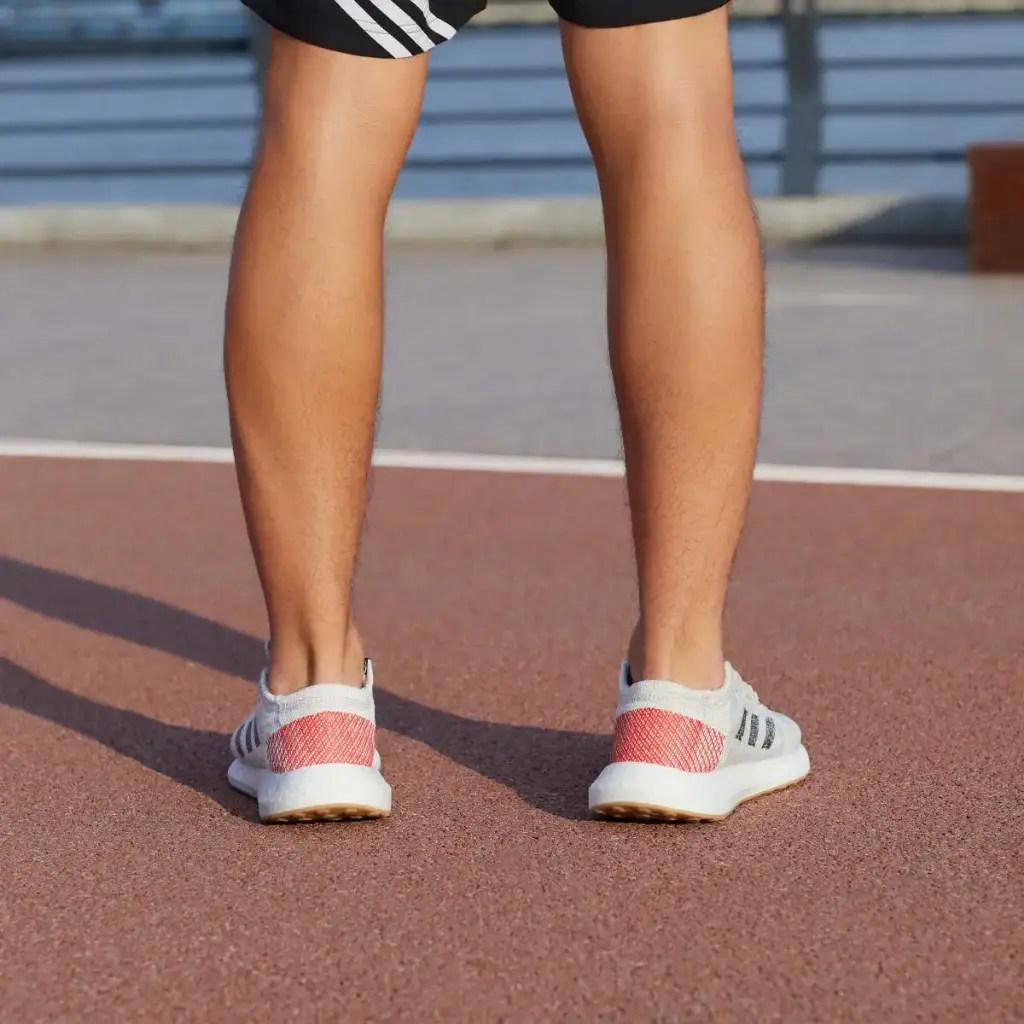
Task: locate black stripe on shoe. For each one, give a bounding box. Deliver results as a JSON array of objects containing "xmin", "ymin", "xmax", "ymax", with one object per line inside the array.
[
  {"xmin": 763, "ymin": 716, "xmax": 775, "ymax": 750},
  {"xmin": 233, "ymin": 725, "xmax": 245, "ymax": 760},
  {"xmin": 748, "ymin": 713, "xmax": 759, "ymax": 747},
  {"xmin": 245, "ymin": 719, "xmax": 255, "ymax": 756},
  {"xmin": 735, "ymin": 708, "xmax": 748, "ymax": 742}
]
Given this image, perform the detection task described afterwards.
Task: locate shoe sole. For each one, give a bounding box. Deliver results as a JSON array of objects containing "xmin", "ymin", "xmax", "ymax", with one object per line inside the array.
[
  {"xmin": 588, "ymin": 746, "xmax": 810, "ymax": 822},
  {"xmin": 228, "ymin": 760, "xmax": 392, "ymax": 823}
]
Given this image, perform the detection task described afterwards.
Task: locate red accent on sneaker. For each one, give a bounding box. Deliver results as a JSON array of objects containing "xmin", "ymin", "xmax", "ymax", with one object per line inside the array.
[
  {"xmin": 266, "ymin": 712, "xmax": 375, "ymax": 773},
  {"xmin": 610, "ymin": 708, "xmax": 724, "ymax": 773}
]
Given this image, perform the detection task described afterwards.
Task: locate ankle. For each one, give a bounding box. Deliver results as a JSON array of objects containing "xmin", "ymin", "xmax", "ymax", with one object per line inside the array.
[
  {"xmin": 628, "ymin": 619, "xmax": 724, "ymax": 691},
  {"xmin": 266, "ymin": 624, "xmax": 365, "ymax": 695}
]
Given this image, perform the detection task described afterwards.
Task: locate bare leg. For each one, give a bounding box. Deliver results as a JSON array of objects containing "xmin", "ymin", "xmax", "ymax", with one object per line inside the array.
[
  {"xmin": 224, "ymin": 32, "xmax": 427, "ymax": 694},
  {"xmin": 562, "ymin": 9, "xmax": 764, "ymax": 689}
]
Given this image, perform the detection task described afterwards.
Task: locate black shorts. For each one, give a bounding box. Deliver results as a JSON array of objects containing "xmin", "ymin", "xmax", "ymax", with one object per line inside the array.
[{"xmin": 243, "ymin": 0, "xmax": 730, "ymax": 60}]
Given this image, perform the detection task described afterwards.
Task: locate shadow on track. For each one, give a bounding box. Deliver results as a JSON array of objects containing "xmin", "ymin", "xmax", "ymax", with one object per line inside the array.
[
  {"xmin": 0, "ymin": 657, "xmax": 254, "ymax": 819},
  {"xmin": 0, "ymin": 556, "xmax": 609, "ymax": 821}
]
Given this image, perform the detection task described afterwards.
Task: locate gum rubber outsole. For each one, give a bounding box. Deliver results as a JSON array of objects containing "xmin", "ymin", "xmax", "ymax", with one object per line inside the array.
[
  {"xmin": 592, "ymin": 802, "xmax": 728, "ymax": 823},
  {"xmin": 264, "ymin": 804, "xmax": 390, "ymax": 824}
]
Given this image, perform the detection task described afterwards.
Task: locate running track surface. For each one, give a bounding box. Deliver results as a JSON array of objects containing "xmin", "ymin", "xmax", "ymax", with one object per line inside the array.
[{"xmin": 2, "ymin": 457, "xmax": 1021, "ymax": 1022}]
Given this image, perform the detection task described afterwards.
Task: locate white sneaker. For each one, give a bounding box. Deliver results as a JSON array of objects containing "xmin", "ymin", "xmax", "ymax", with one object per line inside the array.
[
  {"xmin": 227, "ymin": 659, "xmax": 392, "ymax": 823},
  {"xmin": 589, "ymin": 662, "xmax": 810, "ymax": 821}
]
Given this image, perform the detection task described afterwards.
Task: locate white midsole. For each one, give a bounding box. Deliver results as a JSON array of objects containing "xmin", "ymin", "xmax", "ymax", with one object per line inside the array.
[
  {"xmin": 227, "ymin": 760, "xmax": 392, "ymax": 819},
  {"xmin": 588, "ymin": 747, "xmax": 811, "ymax": 818}
]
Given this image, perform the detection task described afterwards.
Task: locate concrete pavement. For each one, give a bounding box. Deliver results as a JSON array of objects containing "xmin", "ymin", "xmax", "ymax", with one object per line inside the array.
[
  {"xmin": 2, "ymin": 457, "xmax": 1022, "ymax": 1022},
  {"xmin": 2, "ymin": 243, "xmax": 1021, "ymax": 473}
]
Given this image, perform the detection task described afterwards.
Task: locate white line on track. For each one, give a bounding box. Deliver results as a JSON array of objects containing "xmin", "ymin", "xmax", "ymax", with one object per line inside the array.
[
  {"xmin": 0, "ymin": 439, "xmax": 235, "ymax": 464},
  {"xmin": 1, "ymin": 438, "xmax": 1023, "ymax": 493}
]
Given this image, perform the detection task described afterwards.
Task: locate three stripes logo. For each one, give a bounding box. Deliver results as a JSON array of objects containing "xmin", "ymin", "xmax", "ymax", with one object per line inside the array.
[
  {"xmin": 735, "ymin": 708, "xmax": 775, "ymax": 750},
  {"xmin": 232, "ymin": 717, "xmax": 260, "ymax": 761},
  {"xmin": 334, "ymin": 0, "xmax": 459, "ymax": 58}
]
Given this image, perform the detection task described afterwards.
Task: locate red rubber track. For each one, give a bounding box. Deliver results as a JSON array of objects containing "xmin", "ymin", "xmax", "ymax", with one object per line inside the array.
[{"xmin": 1, "ymin": 459, "xmax": 1021, "ymax": 1021}]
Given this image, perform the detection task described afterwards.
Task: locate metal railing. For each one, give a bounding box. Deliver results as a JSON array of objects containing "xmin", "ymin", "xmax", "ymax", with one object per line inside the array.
[
  {"xmin": 2, "ymin": 1, "xmax": 1023, "ymax": 198},
  {"xmin": 779, "ymin": 0, "xmax": 823, "ymax": 194},
  {"xmin": 239, "ymin": 0, "xmax": 1024, "ymax": 196}
]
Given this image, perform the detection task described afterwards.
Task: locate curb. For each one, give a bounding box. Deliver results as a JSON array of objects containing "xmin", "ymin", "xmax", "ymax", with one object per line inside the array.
[
  {"xmin": 0, "ymin": 195, "xmax": 966, "ymax": 248},
  {"xmin": 755, "ymin": 194, "xmax": 966, "ymax": 245}
]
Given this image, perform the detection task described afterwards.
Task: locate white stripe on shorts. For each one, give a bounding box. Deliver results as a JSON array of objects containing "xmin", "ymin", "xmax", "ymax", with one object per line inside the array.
[
  {"xmin": 407, "ymin": 0, "xmax": 457, "ymax": 38},
  {"xmin": 364, "ymin": 0, "xmax": 436, "ymax": 50},
  {"xmin": 333, "ymin": 0, "xmax": 413, "ymax": 56}
]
